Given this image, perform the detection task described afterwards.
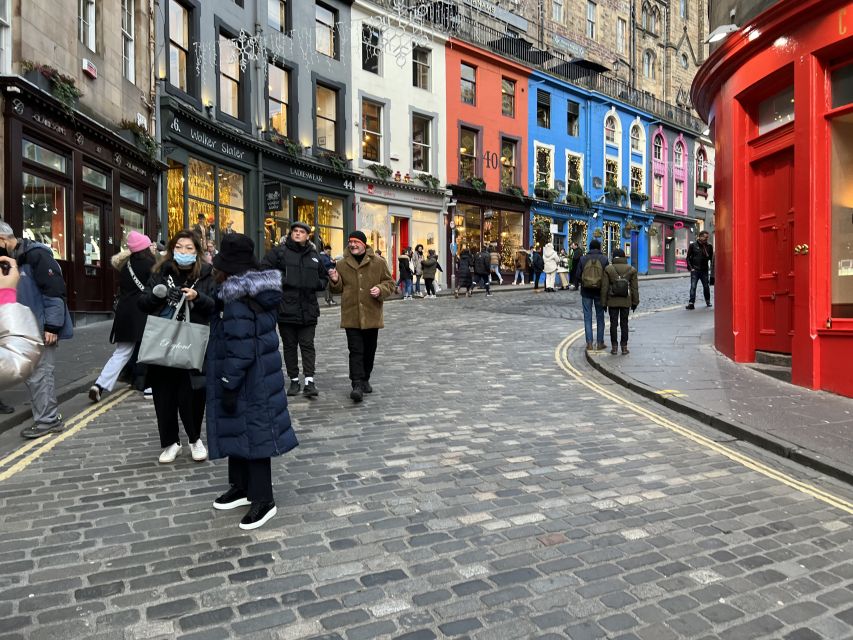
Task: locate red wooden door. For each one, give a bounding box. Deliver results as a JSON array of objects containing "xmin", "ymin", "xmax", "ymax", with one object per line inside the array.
[{"xmin": 753, "ymin": 148, "xmax": 795, "ymax": 354}]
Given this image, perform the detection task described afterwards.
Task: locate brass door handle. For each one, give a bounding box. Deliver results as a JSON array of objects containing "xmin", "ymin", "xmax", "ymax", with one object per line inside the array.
[{"xmin": 794, "ymin": 244, "xmax": 810, "ymax": 255}]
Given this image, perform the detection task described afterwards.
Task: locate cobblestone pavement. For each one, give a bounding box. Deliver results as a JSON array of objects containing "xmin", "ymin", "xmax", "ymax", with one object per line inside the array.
[{"xmin": 1, "ymin": 282, "xmax": 852, "ymax": 640}]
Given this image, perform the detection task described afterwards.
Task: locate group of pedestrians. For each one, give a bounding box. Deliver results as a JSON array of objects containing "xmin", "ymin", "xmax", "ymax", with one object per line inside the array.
[{"xmin": 397, "ymin": 244, "xmax": 443, "ymax": 300}]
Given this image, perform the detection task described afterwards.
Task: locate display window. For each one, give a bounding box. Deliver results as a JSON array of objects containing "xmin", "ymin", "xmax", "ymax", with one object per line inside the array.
[
  {"xmin": 317, "ymin": 195, "xmax": 344, "ymax": 256},
  {"xmin": 454, "ymin": 204, "xmax": 521, "ymax": 269},
  {"xmin": 455, "ymin": 204, "xmax": 482, "ymax": 254},
  {"xmin": 674, "ymin": 225, "xmax": 690, "ymax": 264},
  {"xmin": 410, "ymin": 210, "xmax": 439, "ymax": 257},
  {"xmin": 830, "ymin": 66, "xmax": 853, "ymax": 317},
  {"xmin": 22, "ymin": 172, "xmax": 67, "ymax": 260},
  {"xmin": 649, "ymin": 222, "xmax": 664, "ymax": 265},
  {"xmin": 358, "ymin": 201, "xmax": 389, "ymax": 257}
]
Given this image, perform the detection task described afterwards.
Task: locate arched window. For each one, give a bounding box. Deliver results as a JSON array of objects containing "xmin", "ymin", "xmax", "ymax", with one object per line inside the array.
[
  {"xmin": 674, "ymin": 142, "xmax": 684, "ymax": 167},
  {"xmin": 653, "ymin": 134, "xmax": 663, "ymax": 161},
  {"xmin": 696, "ymin": 148, "xmax": 708, "ymax": 183},
  {"xmin": 605, "ymin": 116, "xmax": 617, "ymax": 143},
  {"xmin": 630, "ymin": 125, "xmax": 642, "ymax": 151},
  {"xmin": 643, "ymin": 50, "xmax": 655, "ymax": 79},
  {"xmin": 641, "ymin": 3, "xmax": 649, "ymax": 29},
  {"xmin": 651, "ymin": 7, "xmax": 660, "ymax": 34}
]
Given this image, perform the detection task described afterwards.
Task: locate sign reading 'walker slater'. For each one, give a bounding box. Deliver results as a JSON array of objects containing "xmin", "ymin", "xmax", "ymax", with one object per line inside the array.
[
  {"xmin": 264, "ymin": 182, "xmax": 283, "ymax": 212},
  {"xmin": 169, "ymin": 116, "xmax": 247, "ymax": 162}
]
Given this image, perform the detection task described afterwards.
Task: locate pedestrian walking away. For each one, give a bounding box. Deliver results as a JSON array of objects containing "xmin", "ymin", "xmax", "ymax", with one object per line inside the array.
[
  {"xmin": 207, "ymin": 233, "xmax": 298, "ymax": 531},
  {"xmin": 261, "ymin": 221, "xmax": 328, "ymax": 398},
  {"xmin": 513, "ymin": 249, "xmax": 528, "ymax": 285},
  {"xmin": 543, "ymin": 242, "xmax": 558, "ymax": 292},
  {"xmin": 568, "ymin": 241, "xmax": 584, "ymax": 290},
  {"xmin": 0, "ymin": 221, "xmax": 73, "ymax": 439},
  {"xmin": 89, "ymin": 231, "xmax": 156, "ymax": 404},
  {"xmin": 454, "ymin": 248, "xmax": 474, "ymax": 298},
  {"xmin": 0, "ymin": 255, "xmax": 43, "ymax": 390},
  {"xmin": 328, "ymin": 230, "xmax": 396, "ymax": 403},
  {"xmin": 420, "ymin": 249, "xmax": 442, "ymax": 298},
  {"xmin": 489, "ymin": 243, "xmax": 502, "ymax": 284},
  {"xmin": 686, "ymin": 230, "xmax": 714, "ymax": 309},
  {"xmin": 320, "ymin": 244, "xmax": 337, "ymax": 306},
  {"xmin": 398, "ymin": 247, "xmax": 414, "ymax": 300},
  {"xmin": 578, "ymin": 239, "xmax": 609, "ymax": 351},
  {"xmin": 600, "ymin": 248, "xmax": 639, "ymax": 354},
  {"xmin": 530, "ymin": 247, "xmax": 545, "ymax": 291},
  {"xmin": 473, "ymin": 245, "xmax": 492, "ymax": 297},
  {"xmin": 138, "ymin": 231, "xmax": 215, "ymax": 464},
  {"xmin": 412, "ymin": 244, "xmax": 425, "ymax": 297}
]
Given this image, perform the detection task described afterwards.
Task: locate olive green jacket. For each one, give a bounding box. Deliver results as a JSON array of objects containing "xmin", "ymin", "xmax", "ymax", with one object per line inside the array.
[
  {"xmin": 329, "ymin": 247, "xmax": 396, "ymax": 329},
  {"xmin": 600, "ymin": 257, "xmax": 640, "ymax": 309}
]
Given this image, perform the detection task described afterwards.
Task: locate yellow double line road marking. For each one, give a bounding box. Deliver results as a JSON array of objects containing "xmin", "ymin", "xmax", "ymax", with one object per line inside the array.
[
  {"xmin": 0, "ymin": 388, "xmax": 132, "ymax": 482},
  {"xmin": 555, "ymin": 328, "xmax": 853, "ymax": 515}
]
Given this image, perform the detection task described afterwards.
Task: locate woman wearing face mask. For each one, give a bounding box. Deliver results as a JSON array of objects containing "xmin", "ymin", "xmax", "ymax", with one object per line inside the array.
[{"xmin": 139, "ymin": 231, "xmax": 215, "ymax": 464}]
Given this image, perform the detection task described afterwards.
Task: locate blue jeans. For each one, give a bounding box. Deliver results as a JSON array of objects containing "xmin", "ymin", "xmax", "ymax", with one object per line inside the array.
[
  {"xmin": 513, "ymin": 269, "xmax": 525, "ymax": 284},
  {"xmin": 689, "ymin": 270, "xmax": 710, "ymax": 304},
  {"xmin": 414, "ymin": 274, "xmax": 422, "ymax": 293},
  {"xmin": 582, "ymin": 295, "xmax": 605, "ymax": 345},
  {"xmin": 402, "ymin": 279, "xmax": 413, "ymax": 296}
]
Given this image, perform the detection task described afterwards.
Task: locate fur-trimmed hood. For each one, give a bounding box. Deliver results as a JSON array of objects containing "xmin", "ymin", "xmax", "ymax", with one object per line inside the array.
[
  {"xmin": 111, "ymin": 249, "xmax": 131, "ymax": 271},
  {"xmin": 218, "ymin": 269, "xmax": 282, "ymax": 304}
]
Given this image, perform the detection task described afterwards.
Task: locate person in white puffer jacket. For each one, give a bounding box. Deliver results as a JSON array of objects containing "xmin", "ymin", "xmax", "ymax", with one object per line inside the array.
[{"xmin": 543, "ymin": 242, "xmax": 559, "ymax": 292}]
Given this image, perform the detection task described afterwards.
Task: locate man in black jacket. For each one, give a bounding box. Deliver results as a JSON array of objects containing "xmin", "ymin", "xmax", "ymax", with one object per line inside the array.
[
  {"xmin": 261, "ymin": 222, "xmax": 328, "ymax": 397},
  {"xmin": 473, "ymin": 246, "xmax": 492, "ymax": 297},
  {"xmin": 686, "ymin": 231, "xmax": 714, "ymax": 310},
  {"xmin": 531, "ymin": 248, "xmax": 545, "ymax": 291}
]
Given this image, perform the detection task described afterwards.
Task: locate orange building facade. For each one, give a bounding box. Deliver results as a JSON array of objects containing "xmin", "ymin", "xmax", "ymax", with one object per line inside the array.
[
  {"xmin": 692, "ymin": 0, "xmax": 853, "ymax": 396},
  {"xmin": 444, "ymin": 39, "xmax": 530, "ymax": 277}
]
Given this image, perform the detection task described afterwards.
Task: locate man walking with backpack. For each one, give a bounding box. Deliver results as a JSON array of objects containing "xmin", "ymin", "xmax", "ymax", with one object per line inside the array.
[
  {"xmin": 601, "ymin": 248, "xmax": 639, "ymax": 354},
  {"xmin": 473, "ymin": 245, "xmax": 492, "ymax": 297},
  {"xmin": 578, "ymin": 239, "xmax": 608, "ymax": 351}
]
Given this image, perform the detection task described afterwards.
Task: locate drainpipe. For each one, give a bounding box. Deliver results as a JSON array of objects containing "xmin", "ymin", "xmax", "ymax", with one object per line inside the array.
[{"xmin": 629, "ymin": 1, "xmax": 637, "ymax": 89}]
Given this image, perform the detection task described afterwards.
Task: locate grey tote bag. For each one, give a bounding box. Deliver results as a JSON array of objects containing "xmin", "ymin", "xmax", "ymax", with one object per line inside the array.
[{"xmin": 138, "ymin": 296, "xmax": 209, "ymax": 370}]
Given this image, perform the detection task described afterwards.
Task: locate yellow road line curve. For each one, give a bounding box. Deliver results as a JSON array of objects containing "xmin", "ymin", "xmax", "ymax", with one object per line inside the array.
[
  {"xmin": 0, "ymin": 388, "xmax": 132, "ymax": 482},
  {"xmin": 555, "ymin": 329, "xmax": 853, "ymax": 515}
]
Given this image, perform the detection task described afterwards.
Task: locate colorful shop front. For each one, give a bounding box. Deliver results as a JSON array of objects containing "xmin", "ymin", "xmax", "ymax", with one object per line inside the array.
[
  {"xmin": 0, "ymin": 75, "xmax": 160, "ymax": 319},
  {"xmin": 647, "ymin": 212, "xmax": 702, "ymax": 273},
  {"xmin": 354, "ymin": 178, "xmax": 447, "ymax": 282},
  {"xmin": 161, "ymin": 98, "xmax": 355, "ymax": 258}
]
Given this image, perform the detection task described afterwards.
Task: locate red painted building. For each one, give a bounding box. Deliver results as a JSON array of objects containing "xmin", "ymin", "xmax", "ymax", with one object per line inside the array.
[
  {"xmin": 445, "ymin": 39, "xmax": 530, "ymax": 277},
  {"xmin": 692, "ymin": 0, "xmax": 853, "ymax": 396}
]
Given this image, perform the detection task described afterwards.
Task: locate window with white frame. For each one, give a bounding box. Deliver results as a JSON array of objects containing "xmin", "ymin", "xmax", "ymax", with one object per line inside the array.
[
  {"xmin": 122, "ymin": 0, "xmax": 135, "ymax": 82},
  {"xmin": 567, "ymin": 152, "xmax": 583, "ymax": 188},
  {"xmin": 552, "ymin": 0, "xmax": 563, "ymax": 23},
  {"xmin": 268, "ymin": 0, "xmax": 286, "ymax": 33},
  {"xmin": 680, "ymin": 0, "xmax": 687, "ymax": 19},
  {"xmin": 361, "ymin": 25, "xmax": 381, "ymax": 74},
  {"xmin": 653, "ymin": 174, "xmax": 663, "ymax": 206},
  {"xmin": 412, "ymin": 47, "xmax": 430, "ymax": 90},
  {"xmin": 268, "ymin": 64, "xmax": 289, "ymax": 136},
  {"xmin": 696, "ymin": 148, "xmax": 708, "ymax": 184},
  {"xmin": 535, "ymin": 145, "xmax": 553, "ymax": 185},
  {"xmin": 460, "ymin": 127, "xmax": 477, "ymax": 182},
  {"xmin": 219, "ymin": 34, "xmax": 241, "ymax": 119},
  {"xmin": 500, "ymin": 138, "xmax": 517, "ymax": 190},
  {"xmin": 461, "ymin": 63, "xmax": 476, "ymax": 105},
  {"xmin": 315, "ymin": 3, "xmax": 336, "ymax": 58},
  {"xmin": 674, "ymin": 179, "xmax": 684, "ymax": 210},
  {"xmin": 502, "ymin": 78, "xmax": 516, "ymax": 117},
  {"xmin": 361, "ymin": 100, "xmax": 382, "ymax": 162},
  {"xmin": 168, "ymin": 0, "xmax": 190, "ymax": 92},
  {"xmin": 605, "ymin": 116, "xmax": 617, "ymax": 144},
  {"xmin": 586, "ymin": 1, "xmax": 596, "ymax": 39},
  {"xmin": 643, "ymin": 50, "xmax": 655, "ymax": 79},
  {"xmin": 674, "ymin": 141, "xmax": 684, "ymax": 167},
  {"xmin": 0, "ymin": 0, "xmax": 11, "ymax": 74},
  {"xmin": 630, "ymin": 165, "xmax": 643, "ymax": 194},
  {"xmin": 651, "ymin": 7, "xmax": 660, "ymax": 34},
  {"xmin": 617, "ymin": 18, "xmax": 626, "ymax": 55},
  {"xmin": 653, "ymin": 134, "xmax": 663, "ymax": 160},
  {"xmin": 315, "ymin": 84, "xmax": 337, "ymax": 152},
  {"xmin": 412, "ymin": 114, "xmax": 431, "ymax": 173},
  {"xmin": 605, "ymin": 158, "xmax": 618, "ymax": 187},
  {"xmin": 630, "ymin": 124, "xmax": 642, "ymax": 151},
  {"xmin": 79, "ymin": 0, "xmax": 96, "ymax": 51}
]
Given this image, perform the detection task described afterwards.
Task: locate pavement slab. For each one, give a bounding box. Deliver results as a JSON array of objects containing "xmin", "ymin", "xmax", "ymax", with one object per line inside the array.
[{"xmin": 0, "ymin": 281, "xmax": 851, "ymax": 639}]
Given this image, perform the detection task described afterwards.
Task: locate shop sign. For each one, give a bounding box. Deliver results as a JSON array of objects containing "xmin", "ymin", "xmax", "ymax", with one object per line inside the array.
[
  {"xmin": 463, "ymin": 0, "xmax": 528, "ymax": 31},
  {"xmin": 169, "ymin": 116, "xmax": 247, "ymax": 162},
  {"xmin": 32, "ymin": 113, "xmax": 67, "ymax": 136},
  {"xmin": 264, "ymin": 182, "xmax": 283, "ymax": 211},
  {"xmin": 553, "ymin": 34, "xmax": 585, "ymax": 58}
]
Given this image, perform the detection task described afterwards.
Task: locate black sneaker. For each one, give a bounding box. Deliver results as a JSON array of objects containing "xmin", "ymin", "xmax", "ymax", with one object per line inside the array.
[
  {"xmin": 0, "ymin": 399, "xmax": 13, "ymax": 414},
  {"xmin": 706, "ymin": 301, "xmax": 712, "ymax": 308},
  {"xmin": 350, "ymin": 382, "xmax": 363, "ymax": 403},
  {"xmin": 88, "ymin": 384, "xmax": 103, "ymax": 403},
  {"xmin": 286, "ymin": 380, "xmax": 301, "ymax": 396},
  {"xmin": 213, "ymin": 486, "xmax": 250, "ymax": 510},
  {"xmin": 685, "ymin": 303, "xmax": 695, "ymax": 310},
  {"xmin": 239, "ymin": 501, "xmax": 277, "ymax": 530},
  {"xmin": 361, "ymin": 380, "xmax": 373, "ymax": 394},
  {"xmin": 303, "ymin": 381, "xmax": 318, "ymax": 397},
  {"xmin": 20, "ymin": 419, "xmax": 64, "ymax": 440}
]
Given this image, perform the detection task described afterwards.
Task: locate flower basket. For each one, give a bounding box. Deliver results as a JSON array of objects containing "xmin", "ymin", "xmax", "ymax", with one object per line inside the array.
[
  {"xmin": 505, "ymin": 185, "xmax": 525, "ymax": 201},
  {"xmin": 270, "ymin": 134, "xmax": 303, "ymax": 157},
  {"xmin": 117, "ymin": 119, "xmax": 159, "ymax": 160},
  {"xmin": 367, "ymin": 164, "xmax": 393, "ymax": 181},
  {"xmin": 22, "ymin": 62, "xmax": 82, "ymax": 112},
  {"xmin": 417, "ymin": 174, "xmax": 441, "ymax": 190},
  {"xmin": 534, "ymin": 182, "xmax": 559, "ymax": 203},
  {"xmin": 321, "ymin": 152, "xmax": 349, "ymax": 173},
  {"xmin": 469, "ymin": 177, "xmax": 487, "ymax": 193},
  {"xmin": 629, "ymin": 191, "xmax": 649, "ymax": 203}
]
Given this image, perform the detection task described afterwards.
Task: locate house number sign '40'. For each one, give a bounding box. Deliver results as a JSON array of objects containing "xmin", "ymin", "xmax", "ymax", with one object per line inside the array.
[{"xmin": 483, "ymin": 151, "xmax": 500, "ymax": 170}]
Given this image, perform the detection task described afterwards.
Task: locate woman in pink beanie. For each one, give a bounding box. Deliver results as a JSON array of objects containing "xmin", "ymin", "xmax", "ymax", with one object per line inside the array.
[{"xmin": 88, "ymin": 231, "xmax": 156, "ymax": 403}]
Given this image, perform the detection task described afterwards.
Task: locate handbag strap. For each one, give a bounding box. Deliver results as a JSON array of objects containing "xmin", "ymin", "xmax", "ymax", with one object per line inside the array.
[
  {"xmin": 126, "ymin": 262, "xmax": 146, "ymax": 292},
  {"xmin": 173, "ymin": 294, "xmax": 192, "ymax": 323}
]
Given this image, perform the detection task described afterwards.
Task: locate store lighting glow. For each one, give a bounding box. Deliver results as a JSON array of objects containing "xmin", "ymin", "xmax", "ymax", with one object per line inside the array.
[{"xmin": 706, "ymin": 23, "xmax": 739, "ymax": 43}]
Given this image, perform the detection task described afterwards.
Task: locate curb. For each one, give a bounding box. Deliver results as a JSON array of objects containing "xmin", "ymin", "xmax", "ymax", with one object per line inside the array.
[
  {"xmin": 584, "ymin": 350, "xmax": 853, "ymax": 487},
  {"xmin": 0, "ymin": 375, "xmax": 97, "ymax": 437}
]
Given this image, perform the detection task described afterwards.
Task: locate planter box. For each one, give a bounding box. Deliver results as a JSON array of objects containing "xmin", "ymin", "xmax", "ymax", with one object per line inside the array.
[{"xmin": 24, "ymin": 70, "xmax": 53, "ymax": 94}]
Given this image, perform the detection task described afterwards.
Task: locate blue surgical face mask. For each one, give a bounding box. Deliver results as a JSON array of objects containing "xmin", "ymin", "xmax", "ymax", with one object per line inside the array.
[{"xmin": 173, "ymin": 252, "xmax": 196, "ymax": 267}]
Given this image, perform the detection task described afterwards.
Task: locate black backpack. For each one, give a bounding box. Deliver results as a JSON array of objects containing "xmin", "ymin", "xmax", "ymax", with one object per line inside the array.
[{"xmin": 607, "ymin": 266, "xmax": 630, "ymax": 298}]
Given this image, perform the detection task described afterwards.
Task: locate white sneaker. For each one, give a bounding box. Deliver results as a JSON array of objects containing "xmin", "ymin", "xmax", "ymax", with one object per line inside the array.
[
  {"xmin": 158, "ymin": 443, "xmax": 181, "ymax": 463},
  {"xmin": 143, "ymin": 388, "xmax": 153, "ymax": 398},
  {"xmin": 189, "ymin": 439, "xmax": 207, "ymax": 462}
]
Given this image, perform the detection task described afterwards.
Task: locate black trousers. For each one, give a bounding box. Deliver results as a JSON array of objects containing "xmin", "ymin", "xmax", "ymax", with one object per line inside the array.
[
  {"xmin": 345, "ymin": 328, "xmax": 379, "ymax": 382},
  {"xmin": 533, "ymin": 269, "xmax": 543, "ymax": 289},
  {"xmin": 609, "ymin": 307, "xmax": 630, "ymax": 345},
  {"xmin": 279, "ymin": 323, "xmax": 316, "ymax": 379},
  {"xmin": 228, "ymin": 457, "xmax": 273, "ymax": 503},
  {"xmin": 474, "ymin": 274, "xmax": 491, "ymax": 291},
  {"xmin": 149, "ymin": 365, "xmax": 205, "ymax": 448},
  {"xmin": 424, "ymin": 278, "xmax": 435, "ymax": 296}
]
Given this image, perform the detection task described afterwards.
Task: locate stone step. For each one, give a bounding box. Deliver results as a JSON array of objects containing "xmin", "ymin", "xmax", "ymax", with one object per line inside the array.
[
  {"xmin": 754, "ymin": 350, "xmax": 792, "ymax": 368},
  {"xmin": 745, "ymin": 362, "xmax": 792, "ymax": 384}
]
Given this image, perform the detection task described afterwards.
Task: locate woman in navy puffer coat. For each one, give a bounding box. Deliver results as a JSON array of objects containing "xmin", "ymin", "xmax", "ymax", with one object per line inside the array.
[{"xmin": 206, "ymin": 234, "xmax": 298, "ymax": 531}]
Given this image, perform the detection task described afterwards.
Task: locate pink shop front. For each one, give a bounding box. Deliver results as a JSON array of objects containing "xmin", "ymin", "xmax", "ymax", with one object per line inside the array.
[{"xmin": 647, "ymin": 214, "xmax": 701, "ymax": 273}]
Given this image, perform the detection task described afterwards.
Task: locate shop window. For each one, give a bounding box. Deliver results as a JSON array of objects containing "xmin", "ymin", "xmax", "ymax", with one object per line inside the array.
[
  {"xmin": 120, "ymin": 207, "xmax": 145, "ymax": 249},
  {"xmin": 168, "ymin": 0, "xmax": 191, "ymax": 93},
  {"xmin": 502, "ymin": 78, "xmax": 515, "ymax": 118},
  {"xmin": 315, "ymin": 3, "xmax": 337, "ymax": 58},
  {"xmin": 500, "ymin": 211, "xmax": 524, "ymax": 270},
  {"xmin": 758, "ymin": 86, "xmax": 794, "ymax": 135},
  {"xmin": 653, "ymin": 174, "xmax": 663, "ymax": 206},
  {"xmin": 412, "ymin": 114, "xmax": 431, "ymax": 173},
  {"xmin": 122, "ymin": 0, "xmax": 135, "ymax": 82},
  {"xmin": 832, "ymin": 63, "xmax": 853, "ymax": 109},
  {"xmin": 411, "ymin": 209, "xmax": 439, "ymax": 258},
  {"xmin": 605, "ymin": 115, "xmax": 617, "ymax": 144},
  {"xmin": 22, "ymin": 173, "xmax": 67, "ymax": 260},
  {"xmin": 79, "ymin": 0, "xmax": 96, "ymax": 51},
  {"xmin": 82, "ymin": 202, "xmax": 102, "ymax": 266},
  {"xmin": 120, "ymin": 184, "xmax": 143, "ymax": 206},
  {"xmin": 361, "ymin": 25, "xmax": 381, "ymax": 74},
  {"xmin": 567, "ymin": 100, "xmax": 580, "ymax": 136},
  {"xmin": 82, "ymin": 166, "xmax": 109, "ymax": 190},
  {"xmin": 831, "ymin": 112, "xmax": 853, "ymax": 317},
  {"xmin": 268, "ymin": 0, "xmax": 286, "ymax": 33},
  {"xmin": 675, "ymin": 225, "xmax": 689, "ymax": 262},
  {"xmin": 605, "ymin": 157, "xmax": 618, "ymax": 187},
  {"xmin": 268, "ymin": 64, "xmax": 289, "ymax": 136},
  {"xmin": 500, "ymin": 138, "xmax": 517, "ymax": 190},
  {"xmin": 315, "ymin": 84, "xmax": 337, "ymax": 152},
  {"xmin": 649, "ymin": 222, "xmax": 664, "ymax": 263},
  {"xmin": 567, "ymin": 153, "xmax": 582, "ymax": 188},
  {"xmin": 455, "ymin": 204, "xmax": 481, "ymax": 254},
  {"xmin": 357, "ymin": 202, "xmax": 388, "ymax": 256},
  {"xmin": 459, "ymin": 127, "xmax": 477, "ymax": 182},
  {"xmin": 23, "ymin": 140, "xmax": 66, "ymax": 173},
  {"xmin": 361, "ymin": 100, "xmax": 382, "ymax": 163},
  {"xmin": 536, "ymin": 90, "xmax": 550, "ymax": 128},
  {"xmin": 167, "ymin": 159, "xmax": 185, "ymax": 240},
  {"xmin": 412, "ymin": 47, "xmax": 430, "ymax": 90},
  {"xmin": 317, "ymin": 195, "xmax": 344, "ymax": 255},
  {"xmin": 535, "ymin": 145, "xmax": 552, "ymax": 185},
  {"xmin": 219, "ymin": 33, "xmax": 243, "ymax": 119},
  {"xmin": 460, "ymin": 63, "xmax": 476, "ymax": 105}
]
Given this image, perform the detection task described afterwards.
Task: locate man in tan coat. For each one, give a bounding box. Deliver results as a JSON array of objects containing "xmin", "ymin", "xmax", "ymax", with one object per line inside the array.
[{"xmin": 328, "ymin": 230, "xmax": 396, "ymax": 402}]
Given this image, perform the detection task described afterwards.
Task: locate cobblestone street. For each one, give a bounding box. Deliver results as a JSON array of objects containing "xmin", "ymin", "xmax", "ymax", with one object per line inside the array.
[{"xmin": 1, "ymin": 283, "xmax": 852, "ymax": 640}]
